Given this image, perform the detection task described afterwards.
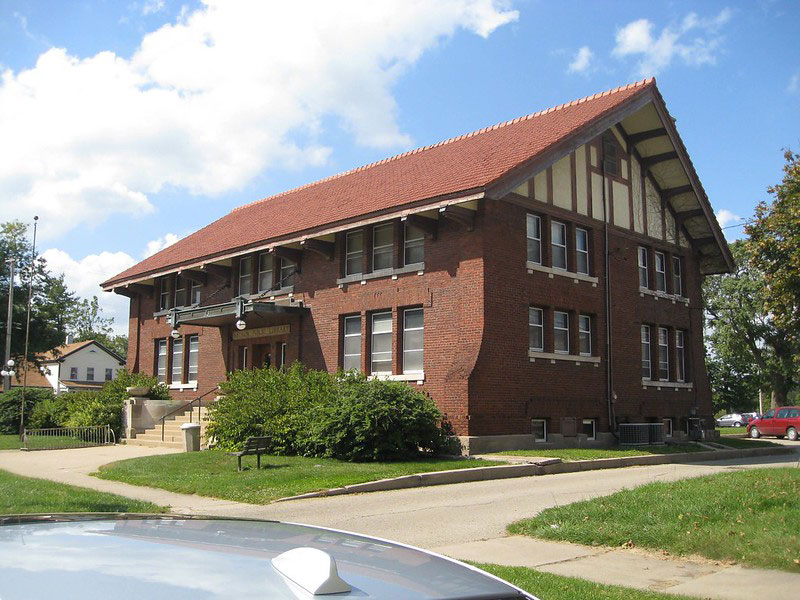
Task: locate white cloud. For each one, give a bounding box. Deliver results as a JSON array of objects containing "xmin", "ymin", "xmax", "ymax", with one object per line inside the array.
[
  {"xmin": 42, "ymin": 248, "xmax": 137, "ymax": 335},
  {"xmin": 788, "ymin": 72, "xmax": 799, "ymax": 93},
  {"xmin": 0, "ymin": 0, "xmax": 518, "ymax": 241},
  {"xmin": 143, "ymin": 232, "xmax": 181, "ymax": 258},
  {"xmin": 567, "ymin": 46, "xmax": 593, "ymax": 74},
  {"xmin": 612, "ymin": 9, "xmax": 732, "ymax": 76},
  {"xmin": 715, "ymin": 208, "xmax": 742, "ymax": 229},
  {"xmin": 142, "ymin": 0, "xmax": 165, "ymax": 16}
]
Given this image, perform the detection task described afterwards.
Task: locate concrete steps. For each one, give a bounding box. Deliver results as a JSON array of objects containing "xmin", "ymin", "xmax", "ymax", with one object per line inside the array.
[{"xmin": 127, "ymin": 406, "xmax": 211, "ymax": 449}]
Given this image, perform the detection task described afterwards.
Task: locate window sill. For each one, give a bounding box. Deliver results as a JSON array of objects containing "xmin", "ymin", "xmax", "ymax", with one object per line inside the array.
[
  {"xmin": 529, "ymin": 351, "xmax": 601, "ymax": 366},
  {"xmin": 639, "ymin": 287, "xmax": 689, "ymax": 305},
  {"xmin": 337, "ymin": 263, "xmax": 425, "ymax": 287},
  {"xmin": 526, "ymin": 262, "xmax": 599, "ymax": 286},
  {"xmin": 169, "ymin": 382, "xmax": 198, "ymax": 391},
  {"xmin": 243, "ymin": 286, "xmax": 295, "ymax": 301},
  {"xmin": 641, "ymin": 379, "xmax": 692, "ymax": 390},
  {"xmin": 369, "ymin": 372, "xmax": 425, "ymax": 384}
]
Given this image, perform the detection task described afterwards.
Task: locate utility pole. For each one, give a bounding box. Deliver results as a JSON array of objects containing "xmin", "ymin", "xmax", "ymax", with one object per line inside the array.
[
  {"xmin": 3, "ymin": 258, "xmax": 13, "ymax": 392},
  {"xmin": 19, "ymin": 216, "xmax": 38, "ymax": 439}
]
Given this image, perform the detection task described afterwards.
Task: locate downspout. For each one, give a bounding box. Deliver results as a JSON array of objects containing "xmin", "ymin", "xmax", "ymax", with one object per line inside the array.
[{"xmin": 601, "ymin": 138, "xmax": 617, "ymax": 435}]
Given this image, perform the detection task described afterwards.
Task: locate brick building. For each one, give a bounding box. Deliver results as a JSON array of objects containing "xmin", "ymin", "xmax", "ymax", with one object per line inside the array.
[{"xmin": 102, "ymin": 79, "xmax": 733, "ymax": 453}]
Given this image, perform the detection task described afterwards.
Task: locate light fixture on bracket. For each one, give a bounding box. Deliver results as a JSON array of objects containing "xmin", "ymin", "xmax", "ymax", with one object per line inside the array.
[
  {"xmin": 235, "ymin": 319, "xmax": 247, "ymax": 331},
  {"xmin": 171, "ymin": 328, "xmax": 181, "ymax": 339},
  {"xmin": 0, "ymin": 359, "xmax": 15, "ymax": 378}
]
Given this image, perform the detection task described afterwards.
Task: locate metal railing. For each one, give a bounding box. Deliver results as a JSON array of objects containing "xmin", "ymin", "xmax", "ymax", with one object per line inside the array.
[
  {"xmin": 160, "ymin": 386, "xmax": 219, "ymax": 441},
  {"xmin": 22, "ymin": 425, "xmax": 116, "ymax": 451}
]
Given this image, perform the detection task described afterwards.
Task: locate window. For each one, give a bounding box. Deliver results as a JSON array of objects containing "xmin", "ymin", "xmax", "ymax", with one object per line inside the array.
[
  {"xmin": 641, "ymin": 325, "xmax": 651, "ymax": 379},
  {"xmin": 403, "ymin": 308, "xmax": 424, "ymax": 374},
  {"xmin": 575, "ymin": 228, "xmax": 589, "ymax": 275},
  {"xmin": 655, "ymin": 252, "xmax": 666, "ymax": 292},
  {"xmin": 404, "ymin": 223, "xmax": 424, "ymax": 266},
  {"xmin": 658, "ymin": 327, "xmax": 669, "ymax": 381},
  {"xmin": 602, "ymin": 134, "xmax": 619, "ymax": 176},
  {"xmin": 238, "ymin": 256, "xmax": 252, "ymax": 296},
  {"xmin": 526, "ymin": 214, "xmax": 541, "ymax": 264},
  {"xmin": 672, "ymin": 256, "xmax": 682, "ymax": 296},
  {"xmin": 174, "ymin": 275, "xmax": 186, "ymax": 307},
  {"xmin": 554, "ymin": 311, "xmax": 569, "ymax": 354},
  {"xmin": 675, "ymin": 330, "xmax": 686, "ymax": 382},
  {"xmin": 258, "ymin": 253, "xmax": 274, "ymax": 292},
  {"xmin": 528, "ymin": 307, "xmax": 544, "ymax": 352},
  {"xmin": 370, "ymin": 312, "xmax": 392, "ymax": 374},
  {"xmin": 86, "ymin": 367, "xmax": 94, "ymax": 381},
  {"xmin": 343, "ymin": 315, "xmax": 361, "ymax": 372},
  {"xmin": 663, "ymin": 418, "xmax": 673, "ymax": 438},
  {"xmin": 582, "ymin": 418, "xmax": 596, "ymax": 440},
  {"xmin": 373, "ymin": 224, "xmax": 394, "ymax": 271},
  {"xmin": 345, "ymin": 230, "xmax": 364, "ymax": 276},
  {"xmin": 187, "ymin": 335, "xmax": 198, "ymax": 383},
  {"xmin": 70, "ymin": 367, "xmax": 78, "ymax": 380},
  {"xmin": 638, "ymin": 247, "xmax": 648, "ymax": 288},
  {"xmin": 105, "ymin": 368, "xmax": 113, "ymax": 381},
  {"xmin": 579, "ymin": 315, "xmax": 592, "ymax": 356},
  {"xmin": 156, "ymin": 340, "xmax": 167, "ymax": 383},
  {"xmin": 531, "ymin": 419, "xmax": 547, "ymax": 442},
  {"xmin": 159, "ymin": 278, "xmax": 170, "ymax": 311},
  {"xmin": 190, "ymin": 280, "xmax": 201, "ymax": 304},
  {"xmin": 238, "ymin": 346, "xmax": 248, "ymax": 370},
  {"xmin": 172, "ymin": 338, "xmax": 183, "ymax": 383},
  {"xmin": 279, "ymin": 342, "xmax": 287, "ymax": 368},
  {"xmin": 551, "ymin": 221, "xmax": 567, "ymax": 270},
  {"xmin": 280, "ymin": 258, "xmax": 296, "ymax": 288}
]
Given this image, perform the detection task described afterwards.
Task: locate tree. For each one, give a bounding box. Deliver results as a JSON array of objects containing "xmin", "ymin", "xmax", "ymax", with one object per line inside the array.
[
  {"xmin": 69, "ymin": 296, "xmax": 129, "ymax": 359},
  {"xmin": 703, "ymin": 240, "xmax": 799, "ymax": 408}
]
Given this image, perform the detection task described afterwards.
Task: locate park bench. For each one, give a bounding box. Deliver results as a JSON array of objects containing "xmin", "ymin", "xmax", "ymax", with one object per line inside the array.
[{"xmin": 227, "ymin": 436, "xmax": 273, "ymax": 471}]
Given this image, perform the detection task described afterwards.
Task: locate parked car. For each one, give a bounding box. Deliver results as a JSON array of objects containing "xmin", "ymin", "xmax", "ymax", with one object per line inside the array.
[
  {"xmin": 747, "ymin": 406, "xmax": 800, "ymax": 441},
  {"xmin": 716, "ymin": 413, "xmax": 746, "ymax": 427},
  {"xmin": 0, "ymin": 514, "xmax": 537, "ymax": 599},
  {"xmin": 742, "ymin": 412, "xmax": 760, "ymax": 424}
]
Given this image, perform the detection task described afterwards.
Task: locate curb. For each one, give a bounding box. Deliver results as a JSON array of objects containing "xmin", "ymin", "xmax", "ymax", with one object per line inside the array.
[{"xmin": 273, "ymin": 446, "xmax": 796, "ymax": 502}]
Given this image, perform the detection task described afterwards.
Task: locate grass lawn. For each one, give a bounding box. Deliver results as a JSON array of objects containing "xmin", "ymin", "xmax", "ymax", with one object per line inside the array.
[
  {"xmin": 95, "ymin": 450, "xmax": 504, "ymax": 504},
  {"xmin": 475, "ymin": 563, "xmax": 695, "ymax": 600},
  {"xmin": 0, "ymin": 468, "xmax": 165, "ymax": 514},
  {"xmin": 0, "ymin": 434, "xmax": 21, "ymax": 450},
  {"xmin": 492, "ymin": 444, "xmax": 702, "ymax": 461},
  {"xmin": 717, "ymin": 426, "xmax": 747, "ymax": 436},
  {"xmin": 714, "ymin": 437, "xmax": 778, "ymax": 449},
  {"xmin": 508, "ymin": 468, "xmax": 800, "ymax": 573}
]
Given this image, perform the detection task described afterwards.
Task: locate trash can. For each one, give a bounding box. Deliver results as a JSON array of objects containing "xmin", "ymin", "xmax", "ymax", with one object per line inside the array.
[{"xmin": 181, "ymin": 422, "xmax": 201, "ymax": 452}]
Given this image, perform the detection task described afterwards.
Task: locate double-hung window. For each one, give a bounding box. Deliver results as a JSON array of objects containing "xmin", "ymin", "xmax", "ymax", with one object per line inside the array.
[
  {"xmin": 174, "ymin": 275, "xmax": 186, "ymax": 307},
  {"xmin": 105, "ymin": 368, "xmax": 113, "ymax": 381},
  {"xmin": 526, "ymin": 214, "xmax": 541, "ymax": 264},
  {"xmin": 655, "ymin": 252, "xmax": 667, "ymax": 292},
  {"xmin": 345, "ymin": 230, "xmax": 363, "ymax": 276},
  {"xmin": 675, "ymin": 330, "xmax": 686, "ymax": 382},
  {"xmin": 672, "ymin": 256, "xmax": 682, "ymax": 296},
  {"xmin": 370, "ymin": 312, "xmax": 392, "ymax": 374},
  {"xmin": 551, "ymin": 221, "xmax": 567, "ymax": 270},
  {"xmin": 402, "ymin": 309, "xmax": 424, "ymax": 374},
  {"xmin": 554, "ymin": 311, "xmax": 569, "ymax": 354},
  {"xmin": 658, "ymin": 327, "xmax": 669, "ymax": 381},
  {"xmin": 579, "ymin": 315, "xmax": 592, "ymax": 356},
  {"xmin": 190, "ymin": 280, "xmax": 201, "ymax": 304},
  {"xmin": 575, "ymin": 228, "xmax": 589, "ymax": 275},
  {"xmin": 86, "ymin": 367, "xmax": 94, "ymax": 381},
  {"xmin": 187, "ymin": 335, "xmax": 199, "ymax": 383},
  {"xmin": 70, "ymin": 367, "xmax": 78, "ymax": 380},
  {"xmin": 156, "ymin": 340, "xmax": 167, "ymax": 383},
  {"xmin": 159, "ymin": 278, "xmax": 170, "ymax": 311},
  {"xmin": 172, "ymin": 338, "xmax": 183, "ymax": 383},
  {"xmin": 373, "ymin": 224, "xmax": 394, "ymax": 271},
  {"xmin": 641, "ymin": 325, "xmax": 651, "ymax": 379},
  {"xmin": 238, "ymin": 257, "xmax": 252, "ymax": 296},
  {"xmin": 638, "ymin": 247, "xmax": 648, "ymax": 288},
  {"xmin": 280, "ymin": 258, "xmax": 296, "ymax": 288},
  {"xmin": 258, "ymin": 253, "xmax": 274, "ymax": 292},
  {"xmin": 343, "ymin": 316, "xmax": 361, "ymax": 372},
  {"xmin": 528, "ymin": 307, "xmax": 544, "ymax": 352},
  {"xmin": 404, "ymin": 224, "xmax": 424, "ymax": 266}
]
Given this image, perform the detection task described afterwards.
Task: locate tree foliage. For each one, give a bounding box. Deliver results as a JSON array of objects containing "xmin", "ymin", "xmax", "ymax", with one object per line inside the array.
[{"xmin": 70, "ymin": 296, "xmax": 128, "ymax": 358}]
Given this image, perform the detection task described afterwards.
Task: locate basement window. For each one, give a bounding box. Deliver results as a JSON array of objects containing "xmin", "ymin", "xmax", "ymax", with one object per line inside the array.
[
  {"xmin": 531, "ymin": 419, "xmax": 547, "ymax": 442},
  {"xmin": 582, "ymin": 418, "xmax": 596, "ymax": 440}
]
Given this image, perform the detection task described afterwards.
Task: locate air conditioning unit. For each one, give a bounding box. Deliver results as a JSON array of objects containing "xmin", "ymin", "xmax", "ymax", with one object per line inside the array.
[{"xmin": 619, "ymin": 423, "xmax": 665, "ymax": 446}]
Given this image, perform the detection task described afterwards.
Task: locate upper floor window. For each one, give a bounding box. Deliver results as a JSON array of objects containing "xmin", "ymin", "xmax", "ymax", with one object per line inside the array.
[
  {"xmin": 641, "ymin": 325, "xmax": 651, "ymax": 379},
  {"xmin": 373, "ymin": 224, "xmax": 394, "ymax": 271},
  {"xmin": 638, "ymin": 247, "xmax": 648, "ymax": 288},
  {"xmin": 551, "ymin": 222, "xmax": 567, "ymax": 270},
  {"xmin": 86, "ymin": 367, "xmax": 94, "ymax": 381},
  {"xmin": 658, "ymin": 327, "xmax": 669, "ymax": 381},
  {"xmin": 346, "ymin": 230, "xmax": 364, "ymax": 276},
  {"xmin": 238, "ymin": 256, "xmax": 252, "ymax": 296},
  {"xmin": 526, "ymin": 214, "xmax": 541, "ymax": 264},
  {"xmin": 343, "ymin": 315, "xmax": 361, "ymax": 372},
  {"xmin": 105, "ymin": 368, "xmax": 113, "ymax": 381},
  {"xmin": 174, "ymin": 275, "xmax": 186, "ymax": 307},
  {"xmin": 156, "ymin": 340, "xmax": 167, "ymax": 383},
  {"xmin": 575, "ymin": 228, "xmax": 589, "ymax": 275},
  {"xmin": 402, "ymin": 308, "xmax": 424, "ymax": 374},
  {"xmin": 190, "ymin": 279, "xmax": 201, "ymax": 305},
  {"xmin": 258, "ymin": 253, "xmax": 274, "ymax": 292},
  {"xmin": 554, "ymin": 311, "xmax": 569, "ymax": 354},
  {"xmin": 579, "ymin": 315, "xmax": 592, "ymax": 356},
  {"xmin": 672, "ymin": 256, "xmax": 683, "ymax": 297},
  {"xmin": 70, "ymin": 367, "xmax": 78, "ymax": 380},
  {"xmin": 280, "ymin": 258, "xmax": 296, "ymax": 288},
  {"xmin": 404, "ymin": 224, "xmax": 425, "ymax": 266},
  {"xmin": 528, "ymin": 307, "xmax": 544, "ymax": 352},
  {"xmin": 675, "ymin": 330, "xmax": 686, "ymax": 382},
  {"xmin": 602, "ymin": 134, "xmax": 620, "ymax": 177},
  {"xmin": 172, "ymin": 338, "xmax": 183, "ymax": 383},
  {"xmin": 159, "ymin": 278, "xmax": 170, "ymax": 311},
  {"xmin": 370, "ymin": 312, "xmax": 392, "ymax": 374},
  {"xmin": 187, "ymin": 335, "xmax": 199, "ymax": 383},
  {"xmin": 654, "ymin": 252, "xmax": 667, "ymax": 292}
]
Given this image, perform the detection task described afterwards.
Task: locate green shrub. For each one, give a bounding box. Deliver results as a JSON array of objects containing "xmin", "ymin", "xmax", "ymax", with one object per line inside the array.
[
  {"xmin": 64, "ymin": 390, "xmax": 123, "ymax": 437},
  {"xmin": 28, "ymin": 394, "xmax": 71, "ymax": 429},
  {"xmin": 104, "ymin": 370, "xmax": 170, "ymax": 402},
  {"xmin": 0, "ymin": 388, "xmax": 54, "ymax": 433}
]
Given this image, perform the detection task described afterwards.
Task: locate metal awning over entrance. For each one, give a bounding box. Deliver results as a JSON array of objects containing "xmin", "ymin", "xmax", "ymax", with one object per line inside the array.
[{"xmin": 167, "ymin": 298, "xmax": 307, "ymax": 329}]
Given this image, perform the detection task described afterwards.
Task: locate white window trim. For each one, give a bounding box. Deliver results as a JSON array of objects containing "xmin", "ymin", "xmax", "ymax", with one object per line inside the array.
[
  {"xmin": 675, "ymin": 330, "xmax": 686, "ymax": 383},
  {"xmin": 553, "ymin": 311, "xmax": 570, "ymax": 354},
  {"xmin": 641, "ymin": 325, "xmax": 651, "ymax": 380},
  {"xmin": 578, "ymin": 314, "xmax": 591, "ymax": 357},
  {"xmin": 575, "ymin": 228, "xmax": 589, "ymax": 275},
  {"xmin": 642, "ymin": 379, "xmax": 693, "ymax": 390},
  {"xmin": 658, "ymin": 327, "xmax": 669, "ymax": 381},
  {"xmin": 528, "ymin": 307, "xmax": 544, "ymax": 352},
  {"xmin": 343, "ymin": 315, "xmax": 362, "ymax": 372},
  {"xmin": 345, "ymin": 230, "xmax": 364, "ymax": 276},
  {"xmin": 551, "ymin": 221, "xmax": 568, "ymax": 271},
  {"xmin": 672, "ymin": 256, "xmax": 683, "ymax": 297},
  {"xmin": 370, "ymin": 311, "xmax": 393, "ymax": 375},
  {"xmin": 190, "ymin": 279, "xmax": 202, "ymax": 305},
  {"xmin": 169, "ymin": 382, "xmax": 199, "ymax": 391},
  {"xmin": 370, "ymin": 372, "xmax": 425, "ymax": 384},
  {"xmin": 336, "ymin": 262, "xmax": 424, "ymax": 286},
  {"xmin": 238, "ymin": 257, "xmax": 252, "ymax": 297},
  {"xmin": 527, "ymin": 261, "xmax": 599, "ymax": 285},
  {"xmin": 174, "ymin": 275, "xmax": 186, "ymax": 307},
  {"xmin": 638, "ymin": 247, "xmax": 648, "ymax": 289},
  {"xmin": 529, "ymin": 350, "xmax": 600, "ymax": 364},
  {"xmin": 257, "ymin": 252, "xmax": 274, "ymax": 293},
  {"xmin": 654, "ymin": 252, "xmax": 667, "ymax": 292},
  {"xmin": 372, "ymin": 223, "xmax": 394, "ymax": 272},
  {"xmin": 638, "ymin": 286, "xmax": 690, "ymax": 305},
  {"xmin": 531, "ymin": 419, "xmax": 547, "ymax": 442},
  {"xmin": 526, "ymin": 213, "xmax": 542, "ymax": 265},
  {"xmin": 187, "ymin": 335, "xmax": 199, "ymax": 383},
  {"xmin": 582, "ymin": 418, "xmax": 596, "ymax": 441},
  {"xmin": 402, "ymin": 308, "xmax": 424, "ymax": 375},
  {"xmin": 403, "ymin": 224, "xmax": 425, "ymax": 267}
]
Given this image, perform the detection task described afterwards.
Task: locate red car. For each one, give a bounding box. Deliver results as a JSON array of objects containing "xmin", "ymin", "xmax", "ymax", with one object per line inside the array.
[{"xmin": 747, "ymin": 406, "xmax": 800, "ymax": 441}]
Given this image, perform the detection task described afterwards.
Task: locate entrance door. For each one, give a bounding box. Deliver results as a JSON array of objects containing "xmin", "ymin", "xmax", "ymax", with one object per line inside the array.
[{"xmin": 253, "ymin": 344, "xmax": 272, "ymax": 369}]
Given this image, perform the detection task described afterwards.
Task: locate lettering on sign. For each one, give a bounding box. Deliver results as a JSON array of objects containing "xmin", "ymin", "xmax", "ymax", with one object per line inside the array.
[{"xmin": 232, "ymin": 324, "xmax": 290, "ymax": 340}]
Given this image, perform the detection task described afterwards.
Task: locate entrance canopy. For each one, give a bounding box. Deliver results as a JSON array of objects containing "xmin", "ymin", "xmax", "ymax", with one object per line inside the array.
[{"xmin": 168, "ymin": 298, "xmax": 307, "ymax": 329}]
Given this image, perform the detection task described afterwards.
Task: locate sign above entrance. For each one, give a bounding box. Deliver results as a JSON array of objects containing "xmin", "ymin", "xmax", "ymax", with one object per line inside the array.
[{"xmin": 232, "ymin": 324, "xmax": 290, "ymax": 340}]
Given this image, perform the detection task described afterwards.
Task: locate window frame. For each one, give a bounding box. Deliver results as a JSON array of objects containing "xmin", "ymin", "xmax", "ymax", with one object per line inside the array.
[
  {"xmin": 582, "ymin": 418, "xmax": 596, "ymax": 441},
  {"xmin": 342, "ymin": 315, "xmax": 362, "ymax": 372},
  {"xmin": 174, "ymin": 275, "xmax": 186, "ymax": 307},
  {"xmin": 551, "ymin": 221, "xmax": 567, "ymax": 270},
  {"xmin": 258, "ymin": 252, "xmax": 274, "ymax": 292},
  {"xmin": 70, "ymin": 367, "xmax": 78, "ymax": 380},
  {"xmin": 156, "ymin": 339, "xmax": 167, "ymax": 383},
  {"xmin": 526, "ymin": 214, "xmax": 542, "ymax": 265},
  {"xmin": 370, "ymin": 311, "xmax": 393, "ymax": 375},
  {"xmin": 279, "ymin": 258, "xmax": 296, "ymax": 288},
  {"xmin": 372, "ymin": 223, "xmax": 394, "ymax": 271},
  {"xmin": 104, "ymin": 368, "xmax": 113, "ymax": 381},
  {"xmin": 171, "ymin": 337, "xmax": 184, "ymax": 384},
  {"xmin": 638, "ymin": 247, "xmax": 648, "ymax": 288},
  {"xmin": 654, "ymin": 252, "xmax": 667, "ymax": 292},
  {"xmin": 238, "ymin": 256, "xmax": 252, "ymax": 297},
  {"xmin": 159, "ymin": 278, "xmax": 170, "ymax": 311},
  {"xmin": 345, "ymin": 230, "xmax": 364, "ymax": 276},
  {"xmin": 672, "ymin": 256, "xmax": 682, "ymax": 297},
  {"xmin": 531, "ymin": 419, "xmax": 547, "ymax": 442},
  {"xmin": 675, "ymin": 330, "xmax": 686, "ymax": 382},
  {"xmin": 578, "ymin": 314, "xmax": 592, "ymax": 356},
  {"xmin": 658, "ymin": 327, "xmax": 669, "ymax": 381},
  {"xmin": 553, "ymin": 310, "xmax": 570, "ymax": 354},
  {"xmin": 403, "ymin": 223, "xmax": 425, "ymax": 267},
  {"xmin": 528, "ymin": 307, "xmax": 544, "ymax": 352},
  {"xmin": 575, "ymin": 227, "xmax": 589, "ymax": 275},
  {"xmin": 402, "ymin": 308, "xmax": 424, "ymax": 375},
  {"xmin": 641, "ymin": 325, "xmax": 651, "ymax": 379},
  {"xmin": 190, "ymin": 279, "xmax": 202, "ymax": 305},
  {"xmin": 187, "ymin": 335, "xmax": 199, "ymax": 383},
  {"xmin": 86, "ymin": 367, "xmax": 94, "ymax": 381}
]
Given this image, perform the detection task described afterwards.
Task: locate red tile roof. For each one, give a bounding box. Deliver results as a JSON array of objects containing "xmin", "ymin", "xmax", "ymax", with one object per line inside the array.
[{"xmin": 103, "ymin": 79, "xmax": 655, "ymax": 288}]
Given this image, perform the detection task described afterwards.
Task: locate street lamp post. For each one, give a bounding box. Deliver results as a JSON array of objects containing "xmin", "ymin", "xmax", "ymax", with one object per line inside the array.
[
  {"xmin": 3, "ymin": 258, "xmax": 13, "ymax": 392},
  {"xmin": 19, "ymin": 216, "xmax": 38, "ymax": 439}
]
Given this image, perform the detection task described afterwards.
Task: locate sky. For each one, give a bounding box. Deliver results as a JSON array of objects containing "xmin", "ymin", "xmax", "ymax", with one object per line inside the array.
[{"xmin": 1, "ymin": 0, "xmax": 798, "ymax": 335}]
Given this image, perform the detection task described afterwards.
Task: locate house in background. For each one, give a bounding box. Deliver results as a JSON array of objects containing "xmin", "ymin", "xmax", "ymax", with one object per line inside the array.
[
  {"xmin": 102, "ymin": 78, "xmax": 733, "ymax": 453},
  {"xmin": 11, "ymin": 339, "xmax": 126, "ymax": 394}
]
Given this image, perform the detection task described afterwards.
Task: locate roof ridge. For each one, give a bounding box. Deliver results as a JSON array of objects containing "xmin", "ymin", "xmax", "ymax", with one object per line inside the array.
[{"xmin": 232, "ymin": 78, "xmax": 655, "ymax": 213}]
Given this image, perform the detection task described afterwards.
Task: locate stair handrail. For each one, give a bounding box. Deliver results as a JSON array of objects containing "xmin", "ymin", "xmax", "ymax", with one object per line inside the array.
[{"xmin": 160, "ymin": 386, "xmax": 220, "ymax": 441}]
